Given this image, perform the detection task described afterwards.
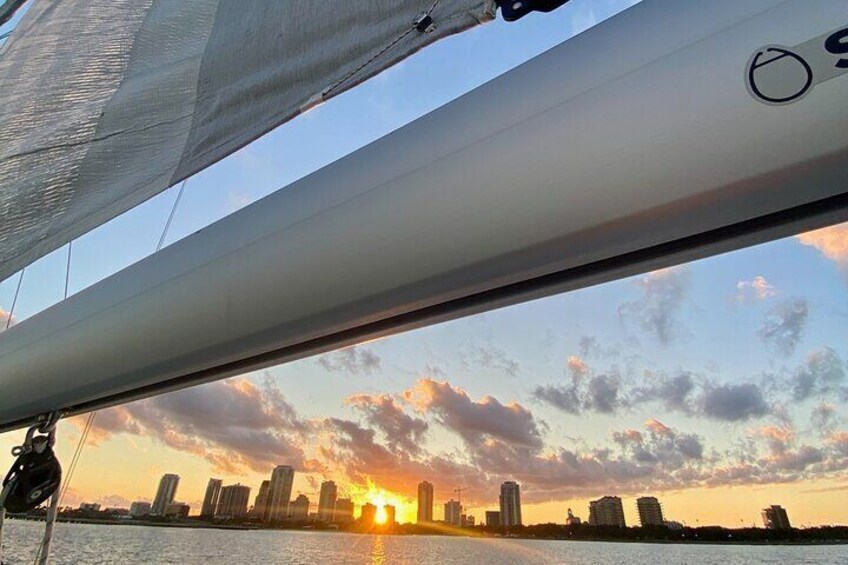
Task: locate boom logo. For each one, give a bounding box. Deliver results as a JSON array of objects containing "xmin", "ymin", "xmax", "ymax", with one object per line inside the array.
[{"xmin": 746, "ymin": 25, "xmax": 848, "ymax": 106}]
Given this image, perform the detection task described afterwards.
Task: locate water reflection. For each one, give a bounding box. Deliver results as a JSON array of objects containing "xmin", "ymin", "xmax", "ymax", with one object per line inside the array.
[{"xmin": 370, "ymin": 535, "xmax": 386, "ymax": 565}]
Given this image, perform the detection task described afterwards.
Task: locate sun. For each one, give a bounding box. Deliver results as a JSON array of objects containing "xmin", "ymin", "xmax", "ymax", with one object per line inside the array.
[{"xmin": 374, "ymin": 505, "xmax": 388, "ymax": 525}]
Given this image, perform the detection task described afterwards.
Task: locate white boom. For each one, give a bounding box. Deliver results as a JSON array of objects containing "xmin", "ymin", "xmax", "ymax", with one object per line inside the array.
[{"xmin": 0, "ymin": 0, "xmax": 846, "ymax": 431}]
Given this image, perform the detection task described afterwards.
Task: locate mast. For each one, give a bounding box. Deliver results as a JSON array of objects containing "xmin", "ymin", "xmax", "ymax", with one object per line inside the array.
[{"xmin": 0, "ymin": 0, "xmax": 846, "ymax": 431}]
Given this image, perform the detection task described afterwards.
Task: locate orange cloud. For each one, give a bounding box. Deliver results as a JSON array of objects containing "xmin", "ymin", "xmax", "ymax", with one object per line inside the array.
[
  {"xmin": 797, "ymin": 223, "xmax": 848, "ymax": 270},
  {"xmin": 645, "ymin": 418, "xmax": 672, "ymax": 435},
  {"xmin": 567, "ymin": 355, "xmax": 588, "ymax": 377}
]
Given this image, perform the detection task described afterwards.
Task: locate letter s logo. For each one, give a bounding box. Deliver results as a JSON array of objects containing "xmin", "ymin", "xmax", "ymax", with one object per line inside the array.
[{"xmin": 825, "ymin": 28, "xmax": 848, "ymax": 69}]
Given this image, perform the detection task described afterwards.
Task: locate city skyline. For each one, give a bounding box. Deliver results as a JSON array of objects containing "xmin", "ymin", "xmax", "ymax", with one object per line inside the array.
[
  {"xmin": 122, "ymin": 472, "xmax": 807, "ymax": 534},
  {"xmin": 1, "ymin": 0, "xmax": 846, "ymax": 530}
]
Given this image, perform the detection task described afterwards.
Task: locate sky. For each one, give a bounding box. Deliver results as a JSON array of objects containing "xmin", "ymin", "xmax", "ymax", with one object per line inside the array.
[{"xmin": 1, "ymin": 0, "xmax": 847, "ymax": 529}]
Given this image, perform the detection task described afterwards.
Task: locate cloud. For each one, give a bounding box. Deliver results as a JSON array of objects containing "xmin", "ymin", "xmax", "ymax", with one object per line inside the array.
[
  {"xmin": 463, "ymin": 344, "xmax": 520, "ymax": 377},
  {"xmin": 318, "ymin": 346, "xmax": 381, "ymax": 376},
  {"xmin": 533, "ymin": 383, "xmax": 583, "ymax": 415},
  {"xmin": 828, "ymin": 431, "xmax": 848, "ymax": 458},
  {"xmin": 618, "ymin": 267, "xmax": 691, "ymax": 345},
  {"xmin": 631, "ymin": 371, "xmax": 696, "ymax": 415},
  {"xmin": 790, "ymin": 347, "xmax": 845, "ymax": 401},
  {"xmin": 320, "ymin": 417, "xmax": 489, "ymax": 503},
  {"xmin": 567, "ymin": 355, "xmax": 589, "ymax": 377},
  {"xmin": 345, "ymin": 393, "xmax": 428, "ymax": 455},
  {"xmin": 405, "ymin": 379, "xmax": 543, "ymax": 450},
  {"xmin": 699, "ymin": 383, "xmax": 769, "ymax": 421},
  {"xmin": 578, "ymin": 336, "xmax": 599, "ymax": 357},
  {"xmin": 0, "ymin": 307, "xmax": 14, "ymax": 331},
  {"xmin": 586, "ymin": 374, "xmax": 623, "ymax": 414},
  {"xmin": 533, "ymin": 370, "xmax": 625, "ymax": 416},
  {"xmin": 811, "ymin": 403, "xmax": 838, "ymax": 435},
  {"xmin": 616, "ymin": 419, "xmax": 704, "ymax": 466},
  {"xmin": 736, "ymin": 276, "xmax": 778, "ymax": 302},
  {"xmin": 758, "ymin": 298, "xmax": 808, "ymax": 357},
  {"xmin": 78, "ymin": 378, "xmax": 310, "ymax": 474},
  {"xmin": 797, "ymin": 223, "xmax": 848, "ymax": 278}
]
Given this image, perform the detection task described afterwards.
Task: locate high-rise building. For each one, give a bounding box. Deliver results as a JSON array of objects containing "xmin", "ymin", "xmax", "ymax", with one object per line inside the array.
[
  {"xmin": 444, "ymin": 500, "xmax": 462, "ymax": 526},
  {"xmin": 289, "ymin": 494, "xmax": 310, "ymax": 521},
  {"xmin": 201, "ymin": 478, "xmax": 223, "ymax": 517},
  {"xmin": 384, "ymin": 504, "xmax": 396, "ymax": 525},
  {"xmin": 251, "ymin": 480, "xmax": 271, "ymax": 520},
  {"xmin": 318, "ymin": 480, "xmax": 338, "ymax": 522},
  {"xmin": 266, "ymin": 465, "xmax": 295, "ymax": 523},
  {"xmin": 588, "ymin": 496, "xmax": 626, "ymax": 527},
  {"xmin": 637, "ymin": 496, "xmax": 664, "ymax": 527},
  {"xmin": 360, "ymin": 503, "xmax": 377, "ymax": 524},
  {"xmin": 485, "ymin": 510, "xmax": 500, "ymax": 526},
  {"xmin": 499, "ymin": 481, "xmax": 522, "ymax": 527},
  {"xmin": 164, "ymin": 502, "xmax": 190, "ymax": 518},
  {"xmin": 334, "ymin": 498, "xmax": 355, "ymax": 523},
  {"xmin": 129, "ymin": 501, "xmax": 151, "ymax": 517},
  {"xmin": 151, "ymin": 474, "xmax": 180, "ymax": 516},
  {"xmin": 217, "ymin": 484, "xmax": 251, "ymax": 518},
  {"xmin": 417, "ymin": 481, "xmax": 434, "ymax": 523},
  {"xmin": 762, "ymin": 505, "xmax": 791, "ymax": 530}
]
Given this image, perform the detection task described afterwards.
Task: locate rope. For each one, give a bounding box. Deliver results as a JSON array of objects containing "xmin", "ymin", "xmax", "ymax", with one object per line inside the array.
[
  {"xmin": 30, "ymin": 180, "xmax": 188, "ymax": 563},
  {"xmin": 4, "ymin": 268, "xmax": 24, "ymax": 330},
  {"xmin": 32, "ymin": 245, "xmax": 75, "ymax": 565}
]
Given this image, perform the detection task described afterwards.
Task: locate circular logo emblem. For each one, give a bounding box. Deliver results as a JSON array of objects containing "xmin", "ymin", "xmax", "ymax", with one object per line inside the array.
[{"xmin": 746, "ymin": 46, "xmax": 813, "ymax": 105}]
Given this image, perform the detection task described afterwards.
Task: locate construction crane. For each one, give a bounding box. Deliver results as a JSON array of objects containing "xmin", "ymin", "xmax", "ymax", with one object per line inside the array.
[{"xmin": 454, "ymin": 486, "xmax": 466, "ymax": 506}]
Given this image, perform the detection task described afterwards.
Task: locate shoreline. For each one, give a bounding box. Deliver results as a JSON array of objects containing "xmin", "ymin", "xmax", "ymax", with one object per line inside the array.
[{"xmin": 8, "ymin": 516, "xmax": 847, "ymax": 546}]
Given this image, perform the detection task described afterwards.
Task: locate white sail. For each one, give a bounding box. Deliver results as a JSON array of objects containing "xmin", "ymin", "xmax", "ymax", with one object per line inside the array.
[
  {"xmin": 0, "ymin": 0, "xmax": 846, "ymax": 431},
  {"xmin": 0, "ymin": 0, "xmax": 492, "ymax": 282}
]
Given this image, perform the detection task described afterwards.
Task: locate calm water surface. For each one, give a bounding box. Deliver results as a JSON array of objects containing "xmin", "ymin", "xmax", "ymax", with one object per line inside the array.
[{"xmin": 2, "ymin": 521, "xmax": 846, "ymax": 564}]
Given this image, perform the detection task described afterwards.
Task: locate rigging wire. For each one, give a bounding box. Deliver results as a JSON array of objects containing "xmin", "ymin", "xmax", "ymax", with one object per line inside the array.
[
  {"xmin": 3, "ymin": 268, "xmax": 24, "ymax": 330},
  {"xmin": 156, "ymin": 179, "xmax": 188, "ymax": 252}
]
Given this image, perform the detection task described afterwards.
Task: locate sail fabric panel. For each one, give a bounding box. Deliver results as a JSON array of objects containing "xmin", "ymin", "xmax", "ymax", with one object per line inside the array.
[{"xmin": 0, "ymin": 0, "xmax": 491, "ymax": 282}]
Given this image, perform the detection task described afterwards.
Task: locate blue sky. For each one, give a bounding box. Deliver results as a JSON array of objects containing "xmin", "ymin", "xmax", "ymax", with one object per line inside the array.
[{"xmin": 2, "ymin": 0, "xmax": 847, "ymax": 527}]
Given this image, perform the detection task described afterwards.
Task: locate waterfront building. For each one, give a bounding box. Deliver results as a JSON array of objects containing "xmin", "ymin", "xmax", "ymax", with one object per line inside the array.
[
  {"xmin": 499, "ymin": 481, "xmax": 522, "ymax": 527},
  {"xmin": 444, "ymin": 500, "xmax": 462, "ymax": 526},
  {"xmin": 360, "ymin": 503, "xmax": 377, "ymax": 524},
  {"xmin": 164, "ymin": 502, "xmax": 190, "ymax": 518},
  {"xmin": 461, "ymin": 514, "xmax": 475, "ymax": 527},
  {"xmin": 417, "ymin": 481, "xmax": 434, "ymax": 523},
  {"xmin": 251, "ymin": 480, "xmax": 271, "ymax": 520},
  {"xmin": 384, "ymin": 504, "xmax": 396, "ymax": 525},
  {"xmin": 289, "ymin": 494, "xmax": 310, "ymax": 521},
  {"xmin": 129, "ymin": 501, "xmax": 151, "ymax": 517},
  {"xmin": 318, "ymin": 480, "xmax": 338, "ymax": 522},
  {"xmin": 201, "ymin": 478, "xmax": 222, "ymax": 517},
  {"xmin": 266, "ymin": 465, "xmax": 295, "ymax": 522},
  {"xmin": 762, "ymin": 505, "xmax": 791, "ymax": 530},
  {"xmin": 637, "ymin": 496, "xmax": 664, "ymax": 527},
  {"xmin": 588, "ymin": 496, "xmax": 626, "ymax": 527},
  {"xmin": 151, "ymin": 473, "xmax": 180, "ymax": 516},
  {"xmin": 566, "ymin": 508, "xmax": 582, "ymax": 525},
  {"xmin": 485, "ymin": 510, "xmax": 500, "ymax": 527},
  {"xmin": 334, "ymin": 498, "xmax": 355, "ymax": 523},
  {"xmin": 79, "ymin": 502, "xmax": 100, "ymax": 512},
  {"xmin": 217, "ymin": 484, "xmax": 251, "ymax": 518}
]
